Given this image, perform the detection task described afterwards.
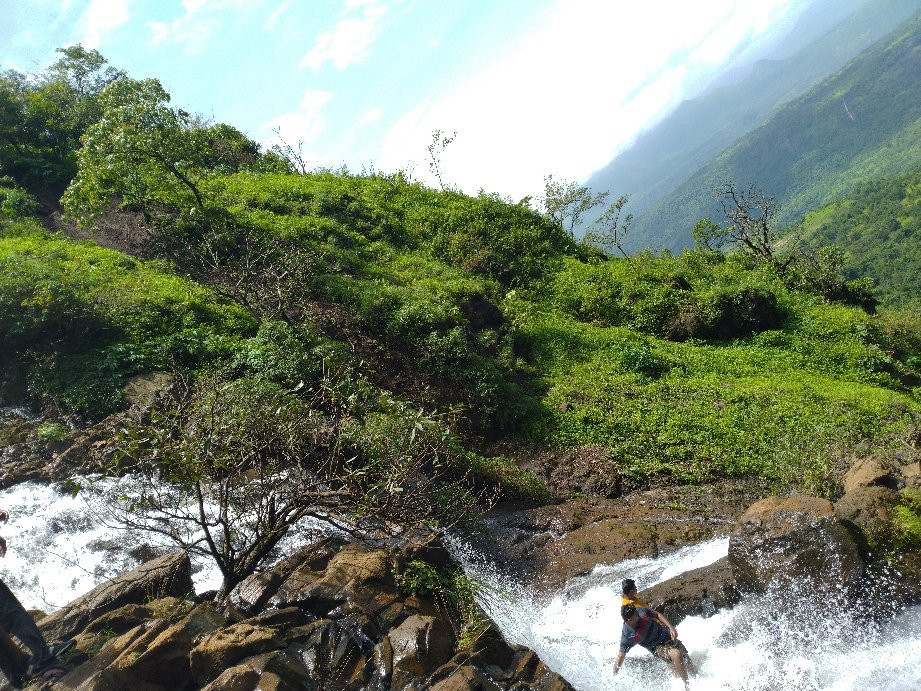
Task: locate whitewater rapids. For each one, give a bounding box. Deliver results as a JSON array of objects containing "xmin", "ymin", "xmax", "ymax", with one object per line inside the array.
[{"xmin": 451, "ymin": 536, "xmax": 921, "ymax": 691}]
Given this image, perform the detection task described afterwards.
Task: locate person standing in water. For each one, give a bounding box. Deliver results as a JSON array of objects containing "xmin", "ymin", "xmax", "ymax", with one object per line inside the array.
[
  {"xmin": 621, "ymin": 578, "xmax": 649, "ymax": 608},
  {"xmin": 612, "ymin": 603, "xmax": 696, "ymax": 690}
]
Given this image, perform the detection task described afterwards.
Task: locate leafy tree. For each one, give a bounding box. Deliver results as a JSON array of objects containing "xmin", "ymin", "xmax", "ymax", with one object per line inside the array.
[
  {"xmin": 0, "ymin": 45, "xmax": 124, "ymax": 189},
  {"xmin": 62, "ymin": 78, "xmax": 211, "ymax": 225}
]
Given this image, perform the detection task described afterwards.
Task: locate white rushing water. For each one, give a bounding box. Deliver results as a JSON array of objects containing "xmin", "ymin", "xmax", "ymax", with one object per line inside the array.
[
  {"xmin": 452, "ymin": 537, "xmax": 921, "ymax": 691},
  {"xmin": 0, "ymin": 477, "xmax": 333, "ymax": 611},
  {"xmin": 0, "ymin": 478, "xmax": 225, "ymax": 610}
]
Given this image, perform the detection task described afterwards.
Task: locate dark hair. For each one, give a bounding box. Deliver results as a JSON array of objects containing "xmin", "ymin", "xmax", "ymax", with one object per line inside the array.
[
  {"xmin": 621, "ymin": 604, "xmax": 637, "ymax": 622},
  {"xmin": 622, "ymin": 578, "xmax": 636, "ymax": 594}
]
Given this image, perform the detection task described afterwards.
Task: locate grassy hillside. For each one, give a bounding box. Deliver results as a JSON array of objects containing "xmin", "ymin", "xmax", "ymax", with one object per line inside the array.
[
  {"xmin": 2, "ymin": 51, "xmax": 920, "ymax": 504},
  {"xmin": 632, "ymin": 9, "xmax": 921, "ymax": 252},
  {"xmin": 793, "ymin": 169, "xmax": 921, "ymax": 307}
]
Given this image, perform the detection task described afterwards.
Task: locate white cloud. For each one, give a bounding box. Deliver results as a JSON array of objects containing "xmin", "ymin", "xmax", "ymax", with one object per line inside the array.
[
  {"xmin": 264, "ymin": 0, "xmax": 293, "ymax": 30},
  {"xmin": 358, "ymin": 107, "xmax": 383, "ymax": 125},
  {"xmin": 260, "ymin": 89, "xmax": 335, "ymax": 149},
  {"xmin": 378, "ymin": 0, "xmax": 798, "ymax": 200},
  {"xmin": 80, "ymin": 0, "xmax": 131, "ymax": 49},
  {"xmin": 149, "ymin": 0, "xmax": 253, "ymax": 49},
  {"xmin": 298, "ymin": 0, "xmax": 387, "ymax": 71}
]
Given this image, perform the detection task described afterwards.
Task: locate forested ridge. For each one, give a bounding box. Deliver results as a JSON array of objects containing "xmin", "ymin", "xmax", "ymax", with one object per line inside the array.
[{"xmin": 632, "ymin": 9, "xmax": 921, "ymax": 252}]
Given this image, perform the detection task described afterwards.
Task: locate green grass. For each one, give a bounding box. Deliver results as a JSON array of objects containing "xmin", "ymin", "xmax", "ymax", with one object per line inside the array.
[{"xmin": 0, "ymin": 220, "xmax": 256, "ymax": 416}]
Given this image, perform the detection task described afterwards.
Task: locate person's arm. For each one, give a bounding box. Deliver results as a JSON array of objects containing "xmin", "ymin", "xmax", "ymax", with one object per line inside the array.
[
  {"xmin": 612, "ymin": 650, "xmax": 627, "ymax": 675},
  {"xmin": 653, "ymin": 610, "xmax": 678, "ymax": 641}
]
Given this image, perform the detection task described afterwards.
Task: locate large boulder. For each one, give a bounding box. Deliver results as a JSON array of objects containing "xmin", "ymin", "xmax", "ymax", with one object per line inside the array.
[
  {"xmin": 57, "ymin": 602, "xmax": 227, "ymax": 690},
  {"xmin": 640, "ymin": 556, "xmax": 740, "ymax": 624},
  {"xmin": 387, "ymin": 614, "xmax": 456, "ymax": 690},
  {"xmin": 229, "ymin": 537, "xmax": 344, "ymax": 615},
  {"xmin": 728, "ymin": 496, "xmax": 865, "ymax": 596},
  {"xmin": 40, "ymin": 551, "xmax": 194, "ymax": 642},
  {"xmin": 269, "ymin": 543, "xmax": 400, "ymax": 619}
]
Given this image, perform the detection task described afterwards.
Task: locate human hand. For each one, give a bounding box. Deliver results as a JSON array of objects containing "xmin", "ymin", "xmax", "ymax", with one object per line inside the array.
[
  {"xmin": 0, "ymin": 510, "xmax": 8, "ymax": 523},
  {"xmin": 612, "ymin": 664, "xmax": 620, "ymax": 676}
]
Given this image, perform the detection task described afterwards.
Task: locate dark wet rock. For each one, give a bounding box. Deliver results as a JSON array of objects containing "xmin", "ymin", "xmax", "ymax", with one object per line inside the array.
[
  {"xmin": 640, "ymin": 556, "xmax": 740, "ymax": 624},
  {"xmin": 388, "ymin": 614, "xmax": 456, "ymax": 689},
  {"xmin": 39, "ymin": 551, "xmax": 194, "ymax": 642},
  {"xmin": 728, "ymin": 495, "xmax": 865, "ymax": 596},
  {"xmin": 269, "ymin": 543, "xmax": 398, "ymax": 619}
]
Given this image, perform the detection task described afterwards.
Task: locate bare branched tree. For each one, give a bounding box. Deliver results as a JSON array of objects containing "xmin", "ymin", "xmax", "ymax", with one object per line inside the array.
[
  {"xmin": 694, "ymin": 181, "xmax": 801, "ymax": 271},
  {"xmin": 269, "ymin": 126, "xmax": 310, "ymax": 175},
  {"xmin": 108, "ymin": 372, "xmax": 486, "ymax": 599},
  {"xmin": 582, "ymin": 194, "xmax": 633, "ymax": 257},
  {"xmin": 426, "ymin": 129, "xmax": 456, "ymax": 190},
  {"xmin": 541, "ymin": 175, "xmax": 609, "ymax": 237},
  {"xmin": 185, "ymin": 224, "xmax": 317, "ymax": 323}
]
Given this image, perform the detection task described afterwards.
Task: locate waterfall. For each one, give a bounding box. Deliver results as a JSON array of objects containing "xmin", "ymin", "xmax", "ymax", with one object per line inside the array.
[{"xmin": 451, "ymin": 537, "xmax": 921, "ymax": 691}]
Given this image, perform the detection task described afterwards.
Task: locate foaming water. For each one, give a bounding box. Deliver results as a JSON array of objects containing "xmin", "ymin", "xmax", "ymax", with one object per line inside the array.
[
  {"xmin": 451, "ymin": 537, "xmax": 921, "ymax": 691},
  {"xmin": 0, "ymin": 478, "xmax": 327, "ymax": 611}
]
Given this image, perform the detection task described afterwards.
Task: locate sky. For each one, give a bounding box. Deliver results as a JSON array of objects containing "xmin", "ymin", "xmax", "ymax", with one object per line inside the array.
[{"xmin": 0, "ymin": 0, "xmax": 815, "ymax": 200}]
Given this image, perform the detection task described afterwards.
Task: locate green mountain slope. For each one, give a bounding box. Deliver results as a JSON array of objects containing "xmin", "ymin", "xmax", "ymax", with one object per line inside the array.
[
  {"xmin": 585, "ymin": 0, "xmax": 919, "ymax": 236},
  {"xmin": 793, "ymin": 169, "xmax": 921, "ymax": 306},
  {"xmin": 1, "ymin": 49, "xmax": 920, "ymax": 503},
  {"xmin": 632, "ymin": 9, "xmax": 921, "ymax": 251}
]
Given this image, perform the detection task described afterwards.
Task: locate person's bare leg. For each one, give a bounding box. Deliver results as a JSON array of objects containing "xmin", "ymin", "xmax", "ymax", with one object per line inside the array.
[
  {"xmin": 684, "ymin": 649, "xmax": 698, "ymax": 676},
  {"xmin": 668, "ymin": 647, "xmax": 690, "ymax": 689}
]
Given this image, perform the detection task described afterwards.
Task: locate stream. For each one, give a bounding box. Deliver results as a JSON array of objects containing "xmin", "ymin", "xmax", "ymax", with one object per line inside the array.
[
  {"xmin": 452, "ymin": 537, "xmax": 921, "ymax": 690},
  {"xmin": 0, "ymin": 477, "xmax": 918, "ymax": 689}
]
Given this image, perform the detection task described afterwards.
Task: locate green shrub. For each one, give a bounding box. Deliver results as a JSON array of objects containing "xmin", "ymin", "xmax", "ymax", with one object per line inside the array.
[
  {"xmin": 0, "ymin": 229, "xmax": 256, "ymax": 417},
  {"xmin": 0, "ymin": 178, "xmax": 38, "ymax": 220}
]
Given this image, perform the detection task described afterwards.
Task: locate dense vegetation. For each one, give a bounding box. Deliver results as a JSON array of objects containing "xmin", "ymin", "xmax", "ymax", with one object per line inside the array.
[
  {"xmin": 632, "ymin": 9, "xmax": 921, "ymax": 251},
  {"xmin": 792, "ymin": 169, "xmax": 921, "ymax": 307},
  {"xmin": 2, "ymin": 45, "xmax": 921, "ymax": 522}
]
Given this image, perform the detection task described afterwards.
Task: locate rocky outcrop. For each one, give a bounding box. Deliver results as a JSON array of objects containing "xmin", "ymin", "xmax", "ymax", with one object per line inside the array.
[
  {"xmin": 21, "ymin": 538, "xmax": 573, "ymax": 691},
  {"xmin": 38, "ymin": 551, "xmax": 194, "ymax": 642},
  {"xmin": 728, "ymin": 495, "xmax": 865, "ymax": 596},
  {"xmin": 478, "ymin": 478, "xmax": 764, "ymax": 588}
]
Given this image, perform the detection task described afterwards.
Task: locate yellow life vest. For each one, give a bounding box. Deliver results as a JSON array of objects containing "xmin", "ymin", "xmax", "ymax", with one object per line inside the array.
[{"xmin": 621, "ymin": 594, "xmax": 649, "ymax": 608}]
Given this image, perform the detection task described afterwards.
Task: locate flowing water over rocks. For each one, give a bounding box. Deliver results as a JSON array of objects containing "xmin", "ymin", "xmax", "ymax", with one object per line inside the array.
[{"xmin": 451, "ymin": 536, "xmax": 921, "ymax": 690}]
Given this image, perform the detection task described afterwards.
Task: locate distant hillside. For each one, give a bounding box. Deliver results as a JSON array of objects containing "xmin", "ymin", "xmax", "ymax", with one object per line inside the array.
[
  {"xmin": 632, "ymin": 8, "xmax": 921, "ymax": 251},
  {"xmin": 583, "ymin": 0, "xmax": 920, "ymax": 249},
  {"xmin": 793, "ymin": 169, "xmax": 921, "ymax": 306}
]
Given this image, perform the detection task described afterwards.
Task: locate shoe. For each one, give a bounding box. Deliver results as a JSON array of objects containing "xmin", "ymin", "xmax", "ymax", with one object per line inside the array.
[{"xmin": 48, "ymin": 640, "xmax": 75, "ymax": 658}]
